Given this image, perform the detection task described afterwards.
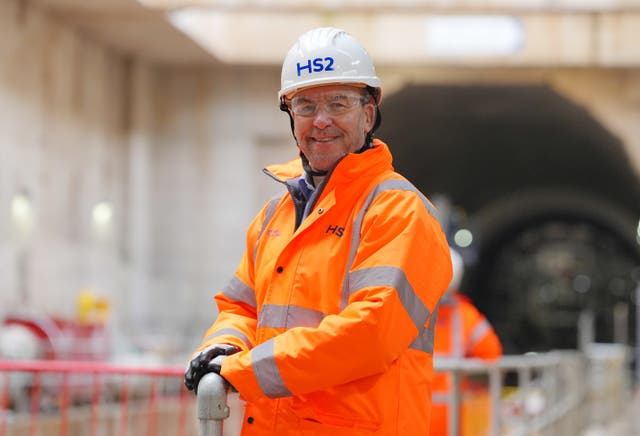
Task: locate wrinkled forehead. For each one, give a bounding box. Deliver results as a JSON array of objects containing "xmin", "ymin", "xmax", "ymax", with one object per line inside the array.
[{"xmin": 289, "ymin": 84, "xmax": 367, "ymax": 100}]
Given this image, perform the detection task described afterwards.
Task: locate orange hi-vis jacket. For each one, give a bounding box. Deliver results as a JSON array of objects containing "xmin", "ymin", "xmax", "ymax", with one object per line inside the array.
[
  {"xmin": 429, "ymin": 292, "xmax": 503, "ymax": 436},
  {"xmin": 196, "ymin": 139, "xmax": 452, "ymax": 435}
]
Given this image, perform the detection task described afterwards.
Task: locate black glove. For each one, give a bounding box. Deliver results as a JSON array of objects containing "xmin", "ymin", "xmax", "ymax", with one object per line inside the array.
[{"xmin": 184, "ymin": 344, "xmax": 240, "ymax": 393}]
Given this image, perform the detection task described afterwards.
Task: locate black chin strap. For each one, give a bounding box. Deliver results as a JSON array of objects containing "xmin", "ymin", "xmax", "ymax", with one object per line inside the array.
[
  {"xmin": 300, "ymin": 153, "xmax": 328, "ymax": 177},
  {"xmin": 359, "ymin": 104, "xmax": 382, "ymax": 153}
]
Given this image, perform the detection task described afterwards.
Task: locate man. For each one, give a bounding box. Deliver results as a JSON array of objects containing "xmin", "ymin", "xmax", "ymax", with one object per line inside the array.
[
  {"xmin": 184, "ymin": 27, "xmax": 452, "ymax": 435},
  {"xmin": 430, "ymin": 248, "xmax": 503, "ymax": 436}
]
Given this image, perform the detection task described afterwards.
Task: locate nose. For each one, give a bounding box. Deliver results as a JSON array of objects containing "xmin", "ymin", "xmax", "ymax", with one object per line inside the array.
[{"xmin": 312, "ymin": 106, "xmax": 333, "ymax": 129}]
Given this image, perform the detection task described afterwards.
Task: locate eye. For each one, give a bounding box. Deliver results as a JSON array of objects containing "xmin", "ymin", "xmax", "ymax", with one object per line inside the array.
[
  {"xmin": 294, "ymin": 102, "xmax": 316, "ymax": 116},
  {"xmin": 327, "ymin": 101, "xmax": 348, "ymax": 113}
]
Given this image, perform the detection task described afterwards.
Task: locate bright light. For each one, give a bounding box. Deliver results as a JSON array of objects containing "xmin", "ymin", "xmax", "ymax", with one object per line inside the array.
[
  {"xmin": 425, "ymin": 15, "xmax": 524, "ymax": 57},
  {"xmin": 11, "ymin": 194, "xmax": 32, "ymax": 222},
  {"xmin": 636, "ymin": 219, "xmax": 640, "ymax": 245},
  {"xmin": 454, "ymin": 229, "xmax": 473, "ymax": 248},
  {"xmin": 92, "ymin": 202, "xmax": 113, "ymax": 227},
  {"xmin": 11, "ymin": 193, "xmax": 34, "ymax": 237}
]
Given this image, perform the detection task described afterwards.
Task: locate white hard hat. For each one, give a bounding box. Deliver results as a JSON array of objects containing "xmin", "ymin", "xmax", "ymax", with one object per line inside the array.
[
  {"xmin": 279, "ymin": 27, "xmax": 382, "ymax": 102},
  {"xmin": 445, "ymin": 248, "xmax": 465, "ymax": 296}
]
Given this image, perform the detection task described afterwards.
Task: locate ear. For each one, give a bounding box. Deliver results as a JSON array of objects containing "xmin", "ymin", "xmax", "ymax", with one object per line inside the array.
[{"xmin": 363, "ymin": 103, "xmax": 376, "ymax": 132}]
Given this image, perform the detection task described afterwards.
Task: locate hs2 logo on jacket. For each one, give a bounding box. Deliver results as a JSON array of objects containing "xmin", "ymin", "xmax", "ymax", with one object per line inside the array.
[
  {"xmin": 265, "ymin": 225, "xmax": 344, "ymax": 238},
  {"xmin": 326, "ymin": 224, "xmax": 344, "ymax": 237}
]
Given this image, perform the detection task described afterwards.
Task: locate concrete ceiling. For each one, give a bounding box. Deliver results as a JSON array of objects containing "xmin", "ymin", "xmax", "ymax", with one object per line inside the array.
[
  {"xmin": 140, "ymin": 0, "xmax": 640, "ymax": 13},
  {"xmin": 32, "ymin": 0, "xmax": 215, "ymax": 64},
  {"xmin": 31, "ymin": 0, "xmax": 640, "ymax": 66}
]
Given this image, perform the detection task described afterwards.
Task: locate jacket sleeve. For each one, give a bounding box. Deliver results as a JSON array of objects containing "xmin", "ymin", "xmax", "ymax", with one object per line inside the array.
[
  {"xmin": 221, "ymin": 183, "xmax": 452, "ymax": 400},
  {"xmin": 194, "ymin": 201, "xmax": 273, "ymax": 354},
  {"xmin": 462, "ymin": 298, "xmax": 503, "ymax": 360}
]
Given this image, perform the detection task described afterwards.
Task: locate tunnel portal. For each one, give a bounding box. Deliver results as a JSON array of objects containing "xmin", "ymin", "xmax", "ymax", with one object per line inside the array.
[{"xmin": 378, "ymin": 84, "xmax": 640, "ymax": 354}]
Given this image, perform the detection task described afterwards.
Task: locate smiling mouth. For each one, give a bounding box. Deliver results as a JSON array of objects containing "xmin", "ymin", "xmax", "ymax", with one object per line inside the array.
[{"xmin": 312, "ymin": 137, "xmax": 337, "ymax": 143}]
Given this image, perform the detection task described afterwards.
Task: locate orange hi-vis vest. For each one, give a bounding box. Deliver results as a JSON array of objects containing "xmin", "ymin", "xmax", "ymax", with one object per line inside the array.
[
  {"xmin": 196, "ymin": 140, "xmax": 452, "ymax": 435},
  {"xmin": 429, "ymin": 292, "xmax": 503, "ymax": 436}
]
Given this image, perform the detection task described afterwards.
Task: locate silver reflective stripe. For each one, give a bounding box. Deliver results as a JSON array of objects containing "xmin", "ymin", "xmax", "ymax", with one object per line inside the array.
[
  {"xmin": 253, "ymin": 194, "xmax": 283, "ymax": 264},
  {"xmin": 222, "ymin": 275, "xmax": 257, "ymax": 309},
  {"xmin": 349, "ymin": 266, "xmax": 431, "ymax": 336},
  {"xmin": 432, "ymin": 392, "xmax": 450, "ymax": 403},
  {"xmin": 432, "ymin": 391, "xmax": 476, "ymax": 403},
  {"xmin": 204, "ymin": 328, "xmax": 251, "ymax": 349},
  {"xmin": 377, "ymin": 178, "xmax": 437, "ymax": 216},
  {"xmin": 468, "ymin": 319, "xmax": 491, "ymax": 350},
  {"xmin": 340, "ymin": 178, "xmax": 437, "ymax": 310},
  {"xmin": 453, "ymin": 304, "xmax": 463, "ymax": 358},
  {"xmin": 258, "ymin": 304, "xmax": 325, "ymax": 329},
  {"xmin": 409, "ymin": 328, "xmax": 433, "ymax": 354},
  {"xmin": 411, "ymin": 299, "xmax": 440, "ymax": 354},
  {"xmin": 252, "ymin": 339, "xmax": 292, "ymax": 398}
]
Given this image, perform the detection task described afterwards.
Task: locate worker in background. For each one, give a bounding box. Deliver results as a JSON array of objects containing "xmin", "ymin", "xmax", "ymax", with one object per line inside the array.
[
  {"xmin": 76, "ymin": 289, "xmax": 111, "ymax": 325},
  {"xmin": 430, "ymin": 247, "xmax": 503, "ymax": 436},
  {"xmin": 184, "ymin": 27, "xmax": 452, "ymax": 434}
]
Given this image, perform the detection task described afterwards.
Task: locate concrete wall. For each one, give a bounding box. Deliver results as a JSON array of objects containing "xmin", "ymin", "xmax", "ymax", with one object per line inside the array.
[
  {"xmin": 144, "ymin": 65, "xmax": 292, "ymax": 347},
  {"xmin": 380, "ymin": 66, "xmax": 640, "ymax": 176},
  {"xmin": 0, "ymin": 1, "xmax": 130, "ymax": 327}
]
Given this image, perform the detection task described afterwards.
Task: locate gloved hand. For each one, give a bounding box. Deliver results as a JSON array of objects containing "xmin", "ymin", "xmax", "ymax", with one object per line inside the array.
[{"xmin": 184, "ymin": 344, "xmax": 240, "ymax": 393}]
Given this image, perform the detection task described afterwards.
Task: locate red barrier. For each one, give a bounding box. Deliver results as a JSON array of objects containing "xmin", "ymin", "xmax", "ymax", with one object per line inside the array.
[{"xmin": 0, "ymin": 360, "xmax": 195, "ymax": 436}]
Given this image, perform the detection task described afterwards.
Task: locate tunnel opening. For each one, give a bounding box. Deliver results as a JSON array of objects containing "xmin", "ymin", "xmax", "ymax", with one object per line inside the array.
[{"xmin": 378, "ymin": 83, "xmax": 640, "ymax": 354}]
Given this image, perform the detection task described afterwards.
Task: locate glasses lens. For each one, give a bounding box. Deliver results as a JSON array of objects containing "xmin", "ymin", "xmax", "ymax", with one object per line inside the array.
[
  {"xmin": 291, "ymin": 94, "xmax": 366, "ymax": 117},
  {"xmin": 291, "ymin": 99, "xmax": 317, "ymax": 116}
]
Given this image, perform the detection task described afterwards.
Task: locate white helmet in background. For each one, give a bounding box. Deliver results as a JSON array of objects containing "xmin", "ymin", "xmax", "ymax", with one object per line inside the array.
[
  {"xmin": 445, "ymin": 248, "xmax": 465, "ymax": 297},
  {"xmin": 278, "ymin": 27, "xmax": 382, "ymax": 102}
]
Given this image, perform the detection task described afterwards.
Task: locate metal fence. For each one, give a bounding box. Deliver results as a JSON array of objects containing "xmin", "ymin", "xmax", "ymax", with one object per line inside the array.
[
  {"xmin": 0, "ymin": 359, "xmax": 195, "ymax": 436},
  {"xmin": 0, "ymin": 346, "xmax": 632, "ymax": 436},
  {"xmin": 435, "ymin": 345, "xmax": 632, "ymax": 436},
  {"xmin": 435, "ymin": 351, "xmax": 588, "ymax": 436}
]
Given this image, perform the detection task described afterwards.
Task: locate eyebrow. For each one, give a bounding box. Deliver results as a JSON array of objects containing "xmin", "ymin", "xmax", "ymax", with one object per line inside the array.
[
  {"xmin": 294, "ymin": 93, "xmax": 360, "ymax": 102},
  {"xmin": 292, "ymin": 96, "xmax": 314, "ymax": 103}
]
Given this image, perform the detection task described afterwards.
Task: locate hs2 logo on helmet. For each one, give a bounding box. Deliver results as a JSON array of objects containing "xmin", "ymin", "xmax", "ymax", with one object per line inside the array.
[{"xmin": 296, "ymin": 57, "xmax": 335, "ymax": 76}]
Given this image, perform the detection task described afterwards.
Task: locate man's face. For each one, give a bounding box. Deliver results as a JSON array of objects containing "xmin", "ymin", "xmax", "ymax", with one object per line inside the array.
[{"xmin": 290, "ymin": 85, "xmax": 375, "ymax": 172}]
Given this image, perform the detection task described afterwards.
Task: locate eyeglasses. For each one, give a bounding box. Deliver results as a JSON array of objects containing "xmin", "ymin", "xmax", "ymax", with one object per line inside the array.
[{"xmin": 289, "ymin": 94, "xmax": 369, "ymax": 117}]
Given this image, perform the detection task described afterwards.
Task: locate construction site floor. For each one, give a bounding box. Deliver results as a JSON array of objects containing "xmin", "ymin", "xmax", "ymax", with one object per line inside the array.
[{"xmin": 581, "ymin": 388, "xmax": 640, "ymax": 436}]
